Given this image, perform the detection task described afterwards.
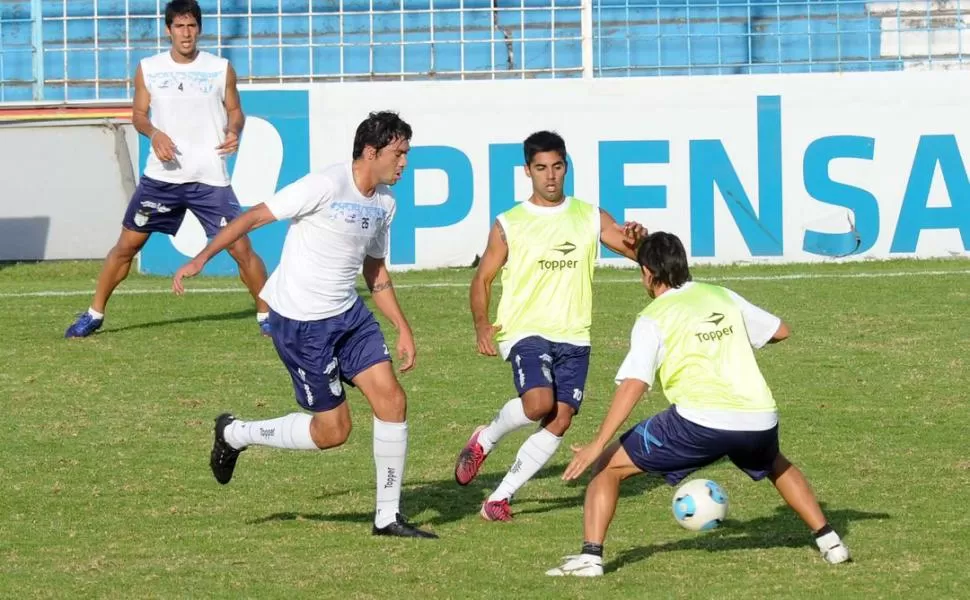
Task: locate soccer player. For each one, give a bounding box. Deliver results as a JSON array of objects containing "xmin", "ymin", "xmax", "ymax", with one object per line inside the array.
[
  {"xmin": 65, "ymin": 0, "xmax": 271, "ymax": 338},
  {"xmin": 453, "ymin": 130, "xmax": 647, "ymax": 522},
  {"xmin": 172, "ymin": 111, "xmax": 437, "ymax": 539},
  {"xmin": 546, "ymin": 231, "xmax": 851, "ymax": 577}
]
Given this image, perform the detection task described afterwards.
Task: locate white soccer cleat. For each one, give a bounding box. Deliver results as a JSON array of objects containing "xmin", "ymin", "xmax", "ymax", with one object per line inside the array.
[
  {"xmin": 545, "ymin": 554, "xmax": 604, "ymax": 577},
  {"xmin": 821, "ymin": 542, "xmax": 851, "ymax": 564}
]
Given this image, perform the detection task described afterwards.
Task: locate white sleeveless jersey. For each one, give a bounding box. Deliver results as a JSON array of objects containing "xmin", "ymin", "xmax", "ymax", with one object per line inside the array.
[{"xmin": 141, "ymin": 51, "xmax": 231, "ymax": 186}]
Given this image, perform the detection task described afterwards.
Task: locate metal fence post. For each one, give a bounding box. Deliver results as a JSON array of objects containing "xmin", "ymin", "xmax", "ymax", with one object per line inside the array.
[
  {"xmin": 30, "ymin": 0, "xmax": 44, "ymax": 100},
  {"xmin": 581, "ymin": 0, "xmax": 594, "ymax": 78}
]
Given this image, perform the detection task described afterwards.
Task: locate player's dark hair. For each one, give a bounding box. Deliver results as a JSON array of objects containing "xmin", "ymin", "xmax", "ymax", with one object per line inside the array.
[
  {"xmin": 523, "ymin": 130, "xmax": 567, "ymax": 165},
  {"xmin": 165, "ymin": 0, "xmax": 202, "ymax": 29},
  {"xmin": 353, "ymin": 111, "xmax": 413, "ymax": 159},
  {"xmin": 637, "ymin": 232, "xmax": 692, "ymax": 288}
]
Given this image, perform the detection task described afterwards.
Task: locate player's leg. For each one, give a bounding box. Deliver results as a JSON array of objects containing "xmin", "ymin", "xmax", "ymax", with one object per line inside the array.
[
  {"xmin": 66, "ymin": 177, "xmax": 184, "ymax": 337},
  {"xmin": 549, "ymin": 406, "xmax": 728, "ymax": 576},
  {"xmin": 188, "ymin": 184, "xmax": 270, "ymax": 333},
  {"xmin": 479, "ymin": 387, "xmax": 558, "ymax": 521},
  {"xmin": 338, "ymin": 300, "xmax": 436, "ymax": 539},
  {"xmin": 91, "ymin": 228, "xmax": 150, "ymax": 313},
  {"xmin": 208, "ymin": 311, "xmax": 348, "ymax": 485},
  {"xmin": 454, "ymin": 337, "xmax": 555, "ymax": 487},
  {"xmin": 768, "ymin": 453, "xmax": 851, "ymax": 563},
  {"xmin": 482, "ymin": 343, "xmax": 589, "ymax": 519},
  {"xmin": 226, "ymin": 235, "xmax": 270, "ymax": 314},
  {"xmin": 546, "ymin": 442, "xmax": 642, "ymax": 577},
  {"xmin": 729, "ymin": 427, "xmax": 850, "ymax": 564}
]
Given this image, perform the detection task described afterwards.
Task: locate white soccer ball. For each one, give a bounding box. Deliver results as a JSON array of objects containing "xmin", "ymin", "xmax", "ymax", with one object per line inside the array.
[{"xmin": 672, "ymin": 479, "xmax": 728, "ymax": 531}]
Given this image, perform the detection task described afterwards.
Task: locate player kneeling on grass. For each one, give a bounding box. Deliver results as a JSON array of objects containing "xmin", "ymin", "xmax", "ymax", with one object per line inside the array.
[
  {"xmin": 546, "ymin": 232, "xmax": 850, "ymax": 577},
  {"xmin": 172, "ymin": 111, "xmax": 436, "ymax": 539}
]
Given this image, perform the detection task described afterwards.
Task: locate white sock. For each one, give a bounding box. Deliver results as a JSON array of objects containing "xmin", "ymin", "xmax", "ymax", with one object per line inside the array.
[
  {"xmin": 223, "ymin": 413, "xmax": 318, "ymax": 450},
  {"xmin": 87, "ymin": 308, "xmax": 104, "ymax": 320},
  {"xmin": 374, "ymin": 417, "xmax": 408, "ymax": 528},
  {"xmin": 815, "ymin": 530, "xmax": 843, "ymax": 551},
  {"xmin": 479, "ymin": 397, "xmax": 535, "ymax": 454},
  {"xmin": 256, "ymin": 311, "xmax": 269, "ymax": 323},
  {"xmin": 488, "ymin": 427, "xmax": 562, "ymax": 502}
]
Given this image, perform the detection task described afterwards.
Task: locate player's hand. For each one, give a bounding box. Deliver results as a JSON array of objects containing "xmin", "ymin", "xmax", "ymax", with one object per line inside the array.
[
  {"xmin": 215, "ymin": 129, "xmax": 240, "ymax": 156},
  {"xmin": 562, "ymin": 442, "xmax": 604, "ymax": 481},
  {"xmin": 619, "ymin": 221, "xmax": 648, "ymax": 251},
  {"xmin": 397, "ymin": 328, "xmax": 416, "ymax": 372},
  {"xmin": 172, "ymin": 258, "xmax": 205, "ymax": 296},
  {"xmin": 151, "ymin": 129, "xmax": 178, "ymax": 162},
  {"xmin": 475, "ymin": 323, "xmax": 501, "ymax": 356}
]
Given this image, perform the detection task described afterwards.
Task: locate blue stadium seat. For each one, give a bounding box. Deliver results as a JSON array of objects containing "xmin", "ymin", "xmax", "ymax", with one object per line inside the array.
[{"xmin": 0, "ymin": 0, "xmax": 898, "ymax": 101}]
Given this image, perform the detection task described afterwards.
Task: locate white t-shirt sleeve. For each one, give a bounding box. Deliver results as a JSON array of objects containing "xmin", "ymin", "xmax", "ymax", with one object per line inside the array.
[
  {"xmin": 365, "ymin": 198, "xmax": 395, "ymax": 259},
  {"xmin": 264, "ymin": 173, "xmax": 333, "ymax": 221},
  {"xmin": 726, "ymin": 289, "xmax": 782, "ymax": 349},
  {"xmin": 614, "ymin": 316, "xmax": 665, "ymax": 387}
]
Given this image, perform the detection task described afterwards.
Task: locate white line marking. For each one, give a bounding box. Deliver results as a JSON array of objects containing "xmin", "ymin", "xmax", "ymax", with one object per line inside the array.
[{"xmin": 1, "ymin": 268, "xmax": 969, "ymax": 299}]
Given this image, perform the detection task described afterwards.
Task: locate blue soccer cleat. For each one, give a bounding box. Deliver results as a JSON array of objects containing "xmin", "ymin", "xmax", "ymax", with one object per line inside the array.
[{"xmin": 65, "ymin": 312, "xmax": 103, "ymax": 338}]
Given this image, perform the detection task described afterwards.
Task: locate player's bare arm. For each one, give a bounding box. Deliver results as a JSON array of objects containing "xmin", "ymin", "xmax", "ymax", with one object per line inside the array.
[
  {"xmin": 768, "ymin": 320, "xmax": 791, "ymax": 344},
  {"xmin": 598, "ymin": 209, "xmax": 647, "ymax": 261},
  {"xmin": 132, "ymin": 65, "xmax": 176, "ymax": 162},
  {"xmin": 172, "ymin": 203, "xmax": 276, "ymax": 294},
  {"xmin": 470, "ymin": 220, "xmax": 509, "ymax": 356},
  {"xmin": 562, "ymin": 378, "xmax": 648, "ymax": 481},
  {"xmin": 216, "ymin": 64, "xmax": 244, "ymax": 156},
  {"xmin": 363, "ymin": 255, "xmax": 416, "ymax": 372}
]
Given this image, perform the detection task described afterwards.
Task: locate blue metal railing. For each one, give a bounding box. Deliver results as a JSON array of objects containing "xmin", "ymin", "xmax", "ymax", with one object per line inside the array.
[{"xmin": 0, "ymin": 0, "xmax": 966, "ymax": 103}]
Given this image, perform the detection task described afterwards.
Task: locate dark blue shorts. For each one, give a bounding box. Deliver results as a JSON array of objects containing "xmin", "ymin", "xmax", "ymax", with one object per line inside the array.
[
  {"xmin": 620, "ymin": 405, "xmax": 779, "ymax": 485},
  {"xmin": 122, "ymin": 175, "xmax": 241, "ymax": 236},
  {"xmin": 506, "ymin": 336, "xmax": 591, "ymax": 413},
  {"xmin": 269, "ymin": 298, "xmax": 391, "ymax": 412}
]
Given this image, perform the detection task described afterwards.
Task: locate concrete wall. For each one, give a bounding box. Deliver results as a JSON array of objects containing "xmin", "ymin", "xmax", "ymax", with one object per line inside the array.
[{"xmin": 0, "ymin": 121, "xmax": 137, "ymax": 260}]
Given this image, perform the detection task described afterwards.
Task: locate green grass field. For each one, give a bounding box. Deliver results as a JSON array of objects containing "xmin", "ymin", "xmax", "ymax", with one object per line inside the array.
[{"xmin": 3, "ymin": 259, "xmax": 970, "ymax": 599}]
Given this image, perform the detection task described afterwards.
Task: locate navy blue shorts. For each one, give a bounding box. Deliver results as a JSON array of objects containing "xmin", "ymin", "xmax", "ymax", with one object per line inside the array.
[
  {"xmin": 619, "ymin": 405, "xmax": 779, "ymax": 485},
  {"xmin": 122, "ymin": 175, "xmax": 241, "ymax": 236},
  {"xmin": 269, "ymin": 298, "xmax": 391, "ymax": 412},
  {"xmin": 506, "ymin": 336, "xmax": 590, "ymax": 413}
]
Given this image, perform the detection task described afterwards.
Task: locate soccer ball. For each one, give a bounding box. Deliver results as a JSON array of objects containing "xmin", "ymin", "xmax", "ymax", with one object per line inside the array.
[{"xmin": 672, "ymin": 479, "xmax": 728, "ymax": 531}]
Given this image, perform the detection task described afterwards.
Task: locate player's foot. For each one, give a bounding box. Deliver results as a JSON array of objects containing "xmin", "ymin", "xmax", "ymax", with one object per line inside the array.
[
  {"xmin": 258, "ymin": 319, "xmax": 272, "ymax": 337},
  {"xmin": 545, "ymin": 554, "xmax": 604, "ymax": 577},
  {"xmin": 372, "ymin": 513, "xmax": 438, "ymax": 539},
  {"xmin": 455, "ymin": 425, "xmax": 488, "ymax": 485},
  {"xmin": 820, "ymin": 541, "xmax": 851, "ymax": 564},
  {"xmin": 210, "ymin": 413, "xmax": 245, "ymax": 485},
  {"xmin": 65, "ymin": 312, "xmax": 103, "ymax": 338},
  {"xmin": 480, "ymin": 498, "xmax": 512, "ymax": 522}
]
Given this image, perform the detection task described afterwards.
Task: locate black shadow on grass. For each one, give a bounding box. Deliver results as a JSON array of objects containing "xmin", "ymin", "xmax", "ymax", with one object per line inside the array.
[
  {"xmin": 96, "ymin": 309, "xmax": 255, "ymax": 334},
  {"xmin": 250, "ymin": 465, "xmax": 663, "ymax": 527},
  {"xmin": 606, "ymin": 504, "xmax": 890, "ymax": 573}
]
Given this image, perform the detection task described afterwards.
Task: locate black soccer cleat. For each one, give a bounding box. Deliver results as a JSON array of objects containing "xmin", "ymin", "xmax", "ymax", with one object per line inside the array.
[
  {"xmin": 210, "ymin": 413, "xmax": 245, "ymax": 485},
  {"xmin": 372, "ymin": 513, "xmax": 439, "ymax": 539}
]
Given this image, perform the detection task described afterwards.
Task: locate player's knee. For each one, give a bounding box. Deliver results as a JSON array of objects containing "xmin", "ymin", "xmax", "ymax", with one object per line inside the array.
[
  {"xmin": 111, "ymin": 240, "xmax": 141, "ymax": 261},
  {"xmin": 543, "ymin": 412, "xmax": 574, "ymax": 437},
  {"xmin": 768, "ymin": 453, "xmax": 792, "ymax": 482},
  {"xmin": 386, "ymin": 385, "xmax": 407, "ymax": 420},
  {"xmin": 310, "ymin": 413, "xmax": 352, "ymax": 449},
  {"xmin": 333, "ymin": 419, "xmax": 352, "ymax": 446},
  {"xmin": 521, "ymin": 391, "xmax": 555, "ymax": 420},
  {"xmin": 371, "ymin": 382, "xmax": 407, "ymax": 422}
]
